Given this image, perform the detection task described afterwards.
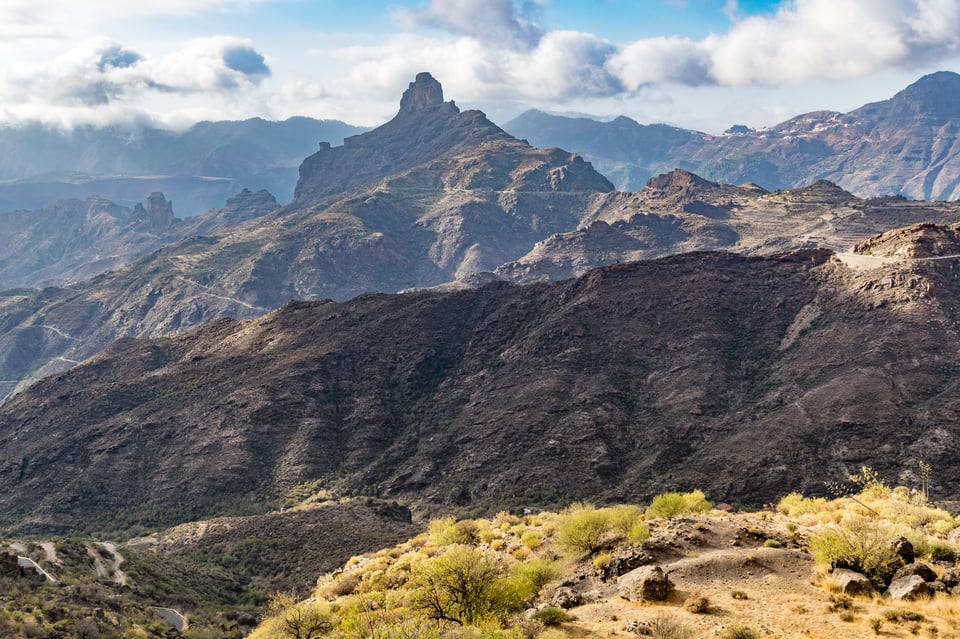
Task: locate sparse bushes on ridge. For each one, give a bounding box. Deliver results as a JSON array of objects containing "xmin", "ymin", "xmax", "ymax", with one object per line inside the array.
[
  {"xmin": 555, "ymin": 505, "xmax": 611, "ymax": 556},
  {"xmin": 555, "ymin": 503, "xmax": 647, "ymax": 556},
  {"xmin": 645, "ymin": 490, "xmax": 712, "ymax": 520},
  {"xmin": 777, "ymin": 492, "xmax": 826, "ymax": 517}
]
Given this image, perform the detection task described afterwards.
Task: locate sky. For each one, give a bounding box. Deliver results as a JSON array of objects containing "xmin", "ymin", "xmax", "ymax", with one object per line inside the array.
[{"xmin": 0, "ymin": 0, "xmax": 958, "ymax": 133}]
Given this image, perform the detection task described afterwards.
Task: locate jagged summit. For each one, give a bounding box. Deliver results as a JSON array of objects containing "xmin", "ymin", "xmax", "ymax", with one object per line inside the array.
[
  {"xmin": 294, "ymin": 72, "xmax": 613, "ymax": 202},
  {"xmin": 398, "ymin": 72, "xmax": 445, "ymax": 114}
]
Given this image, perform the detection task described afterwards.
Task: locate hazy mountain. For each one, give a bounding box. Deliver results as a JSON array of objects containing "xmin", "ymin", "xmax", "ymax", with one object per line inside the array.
[
  {"xmin": 0, "ymin": 188, "xmax": 280, "ymax": 291},
  {"xmin": 0, "ymin": 117, "xmax": 365, "ymax": 215},
  {"xmin": 502, "ymin": 110, "xmax": 701, "ymax": 191},
  {"xmin": 505, "ymin": 71, "xmax": 960, "ymax": 200},
  {"xmin": 0, "ymin": 73, "xmax": 618, "ymax": 401},
  {"xmin": 3, "ymin": 222, "xmax": 960, "ymax": 531}
]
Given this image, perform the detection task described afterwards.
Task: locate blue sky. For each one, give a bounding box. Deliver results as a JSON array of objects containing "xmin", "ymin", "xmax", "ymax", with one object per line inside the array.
[{"xmin": 0, "ymin": 0, "xmax": 957, "ymax": 132}]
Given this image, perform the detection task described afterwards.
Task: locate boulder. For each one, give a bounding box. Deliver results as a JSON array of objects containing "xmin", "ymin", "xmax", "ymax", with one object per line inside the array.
[
  {"xmin": 891, "ymin": 536, "xmax": 915, "ymax": 565},
  {"xmin": 551, "ymin": 587, "xmax": 583, "ymax": 609},
  {"xmin": 940, "ymin": 567, "xmax": 960, "ymax": 588},
  {"xmin": 892, "ymin": 563, "xmax": 937, "ymax": 583},
  {"xmin": 885, "ymin": 575, "xmax": 930, "ymax": 601},
  {"xmin": 929, "ymin": 580, "xmax": 948, "ymax": 593},
  {"xmin": 832, "ymin": 569, "xmax": 876, "ymax": 597},
  {"xmin": 618, "ymin": 565, "xmax": 672, "ymax": 602}
]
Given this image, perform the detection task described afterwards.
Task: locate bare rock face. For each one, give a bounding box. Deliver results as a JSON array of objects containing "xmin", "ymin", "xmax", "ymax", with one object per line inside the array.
[
  {"xmin": 885, "ymin": 575, "xmax": 930, "ymax": 601},
  {"xmin": 618, "ymin": 565, "xmax": 672, "ymax": 602},
  {"xmin": 853, "ymin": 222, "xmax": 960, "ymax": 259},
  {"xmin": 892, "ymin": 563, "xmax": 938, "ymax": 583},
  {"xmin": 399, "ymin": 72, "xmax": 444, "ymax": 114},
  {"xmin": 832, "ymin": 569, "xmax": 876, "ymax": 597}
]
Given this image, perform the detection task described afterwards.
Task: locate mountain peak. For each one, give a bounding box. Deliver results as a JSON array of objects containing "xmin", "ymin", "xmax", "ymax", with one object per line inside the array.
[
  {"xmin": 398, "ymin": 72, "xmax": 445, "ymax": 114},
  {"xmin": 883, "ymin": 70, "xmax": 960, "ymax": 122}
]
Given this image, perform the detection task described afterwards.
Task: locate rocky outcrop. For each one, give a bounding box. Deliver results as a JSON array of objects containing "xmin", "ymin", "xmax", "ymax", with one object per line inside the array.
[
  {"xmin": 886, "ymin": 575, "xmax": 930, "ymax": 601},
  {"xmin": 399, "ymin": 72, "xmax": 444, "ymax": 114},
  {"xmin": 832, "ymin": 569, "xmax": 875, "ymax": 597},
  {"xmin": 617, "ymin": 566, "xmax": 672, "ymax": 602}
]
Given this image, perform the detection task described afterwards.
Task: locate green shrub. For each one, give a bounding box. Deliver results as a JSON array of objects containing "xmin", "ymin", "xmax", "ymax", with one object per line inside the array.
[
  {"xmin": 411, "ymin": 546, "xmax": 523, "ymax": 625},
  {"xmin": 606, "ymin": 505, "xmax": 644, "ymax": 536},
  {"xmin": 646, "ymin": 490, "xmax": 712, "ymax": 520},
  {"xmin": 592, "ymin": 552, "xmax": 612, "ymax": 571},
  {"xmin": 929, "ymin": 542, "xmax": 957, "ymax": 563},
  {"xmin": 627, "ymin": 522, "xmax": 652, "ymax": 544},
  {"xmin": 720, "ymin": 623, "xmax": 758, "ymax": 639},
  {"xmin": 510, "ymin": 558, "xmax": 561, "ymax": 599},
  {"xmin": 519, "ymin": 531, "xmax": 542, "ymax": 550},
  {"xmin": 555, "ymin": 507, "xmax": 612, "ymax": 556},
  {"xmin": 776, "ymin": 492, "xmax": 826, "ymax": 517},
  {"xmin": 809, "ymin": 515, "xmax": 903, "ymax": 586},
  {"xmin": 532, "ymin": 607, "xmax": 572, "ymax": 626},
  {"xmin": 763, "ymin": 539, "xmax": 783, "ymax": 549}
]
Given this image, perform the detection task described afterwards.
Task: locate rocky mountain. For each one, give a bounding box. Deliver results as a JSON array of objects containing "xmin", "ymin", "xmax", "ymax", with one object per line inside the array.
[
  {"xmin": 0, "ymin": 188, "xmax": 280, "ymax": 290},
  {"xmin": 2, "ymin": 222, "xmax": 960, "ymax": 532},
  {"xmin": 496, "ymin": 169, "xmax": 960, "ymax": 284},
  {"xmin": 4, "ymin": 74, "xmax": 960, "ymax": 405},
  {"xmin": 0, "ymin": 73, "xmax": 624, "ymax": 399},
  {"xmin": 0, "ymin": 117, "xmax": 365, "ymax": 214},
  {"xmin": 502, "ymin": 110, "xmax": 701, "ymax": 191},
  {"xmin": 504, "ymin": 71, "xmax": 960, "ymax": 200}
]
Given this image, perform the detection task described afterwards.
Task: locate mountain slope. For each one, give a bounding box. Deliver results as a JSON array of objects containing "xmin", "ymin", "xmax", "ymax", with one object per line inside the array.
[
  {"xmin": 506, "ymin": 71, "xmax": 960, "ymax": 200},
  {"xmin": 4, "ymin": 227, "xmax": 960, "ymax": 531}
]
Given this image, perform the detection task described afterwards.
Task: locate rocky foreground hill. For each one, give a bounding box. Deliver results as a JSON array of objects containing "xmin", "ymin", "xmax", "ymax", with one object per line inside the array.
[
  {"xmin": 506, "ymin": 71, "xmax": 960, "ymax": 200},
  {"xmin": 3, "ymin": 220, "xmax": 960, "ymax": 533}
]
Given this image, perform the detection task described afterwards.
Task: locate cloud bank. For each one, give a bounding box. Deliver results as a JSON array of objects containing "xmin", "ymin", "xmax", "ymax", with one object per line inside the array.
[
  {"xmin": 340, "ymin": 0, "xmax": 960, "ymax": 104},
  {"xmin": 0, "ymin": 37, "xmax": 270, "ymax": 127}
]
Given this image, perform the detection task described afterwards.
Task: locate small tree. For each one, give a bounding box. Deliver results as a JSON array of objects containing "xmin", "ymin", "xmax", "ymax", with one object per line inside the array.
[
  {"xmin": 410, "ymin": 545, "xmax": 522, "ymax": 626},
  {"xmin": 269, "ymin": 593, "xmax": 332, "ymax": 639}
]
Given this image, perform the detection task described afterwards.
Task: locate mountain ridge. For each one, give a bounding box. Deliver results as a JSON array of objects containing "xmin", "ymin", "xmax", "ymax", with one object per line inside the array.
[
  {"xmin": 504, "ymin": 70, "xmax": 960, "ymax": 200},
  {"xmin": 3, "ymin": 224, "xmax": 960, "ymax": 531}
]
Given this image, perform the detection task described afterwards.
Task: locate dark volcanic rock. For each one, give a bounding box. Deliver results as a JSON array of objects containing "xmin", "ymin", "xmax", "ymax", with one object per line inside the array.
[{"xmin": 832, "ymin": 569, "xmax": 876, "ymax": 597}]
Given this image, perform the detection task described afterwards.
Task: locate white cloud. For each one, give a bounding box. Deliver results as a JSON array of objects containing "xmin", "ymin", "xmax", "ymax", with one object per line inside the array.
[
  {"xmin": 609, "ymin": 0, "xmax": 960, "ymax": 88},
  {"xmin": 0, "ymin": 37, "xmax": 270, "ymax": 127},
  {"xmin": 393, "ymin": 0, "xmax": 546, "ymax": 48}
]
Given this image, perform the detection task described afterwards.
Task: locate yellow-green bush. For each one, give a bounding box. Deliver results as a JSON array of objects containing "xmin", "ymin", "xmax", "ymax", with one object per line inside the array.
[
  {"xmin": 555, "ymin": 506, "xmax": 612, "ymax": 556},
  {"xmin": 809, "ymin": 515, "xmax": 903, "ymax": 586},
  {"xmin": 519, "ymin": 531, "xmax": 542, "ymax": 550},
  {"xmin": 645, "ymin": 490, "xmax": 712, "ymax": 520},
  {"xmin": 777, "ymin": 492, "xmax": 827, "ymax": 517},
  {"xmin": 511, "ymin": 558, "xmax": 562, "ymax": 599},
  {"xmin": 410, "ymin": 545, "xmax": 524, "ymax": 625}
]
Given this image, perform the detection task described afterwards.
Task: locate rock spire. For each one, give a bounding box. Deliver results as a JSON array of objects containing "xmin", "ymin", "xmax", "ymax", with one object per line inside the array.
[{"xmin": 398, "ymin": 72, "xmax": 444, "ymax": 114}]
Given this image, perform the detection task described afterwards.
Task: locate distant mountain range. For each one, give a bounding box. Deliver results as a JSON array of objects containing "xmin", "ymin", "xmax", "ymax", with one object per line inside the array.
[
  {"xmin": 504, "ymin": 71, "xmax": 960, "ymax": 200},
  {"xmin": 0, "ymin": 117, "xmax": 365, "ymax": 215},
  {"xmin": 1, "ymin": 73, "xmax": 960, "ymax": 534}
]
